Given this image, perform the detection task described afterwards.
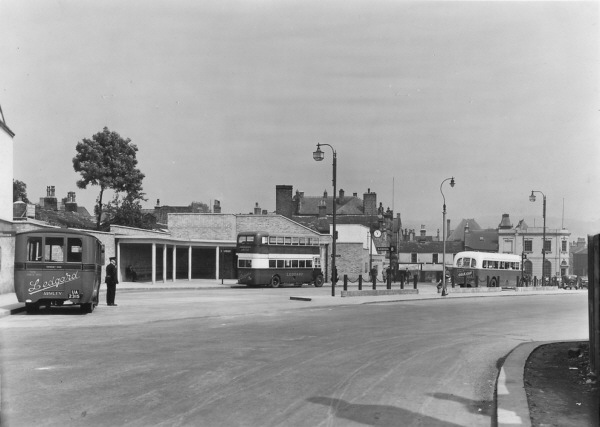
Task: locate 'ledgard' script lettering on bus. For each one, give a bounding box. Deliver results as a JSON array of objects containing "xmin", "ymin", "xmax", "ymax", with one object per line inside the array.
[{"xmin": 28, "ymin": 271, "xmax": 80, "ymax": 295}]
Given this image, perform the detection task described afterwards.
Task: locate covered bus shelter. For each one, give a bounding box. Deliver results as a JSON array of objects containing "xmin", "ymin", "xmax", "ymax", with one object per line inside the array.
[{"xmin": 113, "ymin": 235, "xmax": 237, "ymax": 284}]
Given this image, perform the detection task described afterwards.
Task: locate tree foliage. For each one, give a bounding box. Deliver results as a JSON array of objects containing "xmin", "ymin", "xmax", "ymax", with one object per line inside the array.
[
  {"xmin": 13, "ymin": 179, "xmax": 30, "ymax": 203},
  {"xmin": 190, "ymin": 201, "xmax": 211, "ymax": 213},
  {"xmin": 102, "ymin": 194, "xmax": 155, "ymax": 230},
  {"xmin": 73, "ymin": 127, "xmax": 145, "ymax": 230}
]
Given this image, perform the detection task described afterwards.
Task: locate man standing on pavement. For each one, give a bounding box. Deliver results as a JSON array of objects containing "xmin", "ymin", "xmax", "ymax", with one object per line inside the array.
[{"xmin": 105, "ymin": 257, "xmax": 119, "ymax": 306}]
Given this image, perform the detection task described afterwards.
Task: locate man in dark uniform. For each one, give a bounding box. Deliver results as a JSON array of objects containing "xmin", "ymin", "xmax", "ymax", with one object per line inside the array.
[{"xmin": 105, "ymin": 257, "xmax": 119, "ymax": 306}]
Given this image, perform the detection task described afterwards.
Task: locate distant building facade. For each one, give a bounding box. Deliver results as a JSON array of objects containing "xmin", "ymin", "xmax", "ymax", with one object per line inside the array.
[{"xmin": 497, "ymin": 214, "xmax": 570, "ymax": 279}]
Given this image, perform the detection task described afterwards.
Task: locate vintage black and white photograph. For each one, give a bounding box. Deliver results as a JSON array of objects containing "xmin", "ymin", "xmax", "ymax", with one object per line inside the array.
[{"xmin": 0, "ymin": 1, "xmax": 598, "ymax": 426}]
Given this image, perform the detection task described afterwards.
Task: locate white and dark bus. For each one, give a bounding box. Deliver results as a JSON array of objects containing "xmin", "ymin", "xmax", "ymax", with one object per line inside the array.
[
  {"xmin": 236, "ymin": 232, "xmax": 324, "ymax": 288},
  {"xmin": 450, "ymin": 251, "xmax": 522, "ymax": 288}
]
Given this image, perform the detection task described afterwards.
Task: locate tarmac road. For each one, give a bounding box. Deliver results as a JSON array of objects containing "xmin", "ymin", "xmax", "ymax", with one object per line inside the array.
[{"xmin": 0, "ymin": 286, "xmax": 588, "ymax": 427}]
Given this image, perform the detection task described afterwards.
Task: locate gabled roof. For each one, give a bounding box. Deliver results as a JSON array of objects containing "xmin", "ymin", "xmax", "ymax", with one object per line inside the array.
[
  {"xmin": 464, "ymin": 230, "xmax": 499, "ymax": 252},
  {"xmin": 35, "ymin": 207, "xmax": 96, "ymax": 229},
  {"xmin": 295, "ymin": 194, "xmax": 364, "ymax": 216},
  {"xmin": 447, "ymin": 218, "xmax": 482, "ymax": 241}
]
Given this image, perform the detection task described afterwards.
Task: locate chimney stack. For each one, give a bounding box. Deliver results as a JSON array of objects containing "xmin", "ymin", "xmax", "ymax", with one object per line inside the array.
[
  {"xmin": 318, "ymin": 200, "xmax": 327, "ymax": 218},
  {"xmin": 65, "ymin": 191, "xmax": 78, "ymax": 213}
]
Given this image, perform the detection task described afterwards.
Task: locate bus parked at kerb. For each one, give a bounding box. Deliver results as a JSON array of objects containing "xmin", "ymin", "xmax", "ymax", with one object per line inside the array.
[
  {"xmin": 450, "ymin": 251, "xmax": 522, "ymax": 288},
  {"xmin": 14, "ymin": 229, "xmax": 104, "ymax": 313},
  {"xmin": 236, "ymin": 232, "xmax": 324, "ymax": 288}
]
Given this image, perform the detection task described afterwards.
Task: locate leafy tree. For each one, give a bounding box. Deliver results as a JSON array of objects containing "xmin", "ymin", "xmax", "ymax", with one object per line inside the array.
[
  {"xmin": 103, "ymin": 194, "xmax": 154, "ymax": 230},
  {"xmin": 190, "ymin": 201, "xmax": 211, "ymax": 213},
  {"xmin": 13, "ymin": 179, "xmax": 30, "ymax": 203},
  {"xmin": 73, "ymin": 127, "xmax": 145, "ymax": 230}
]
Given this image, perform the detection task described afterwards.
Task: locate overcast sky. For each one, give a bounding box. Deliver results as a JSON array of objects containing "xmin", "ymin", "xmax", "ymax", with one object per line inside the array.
[{"xmin": 2, "ymin": 1, "xmax": 598, "ymax": 237}]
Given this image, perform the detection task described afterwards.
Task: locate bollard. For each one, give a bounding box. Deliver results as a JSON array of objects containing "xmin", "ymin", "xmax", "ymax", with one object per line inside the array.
[
  {"xmin": 358, "ymin": 275, "xmax": 362, "ymax": 290},
  {"xmin": 387, "ymin": 274, "xmax": 391, "ymax": 290},
  {"xmin": 413, "ymin": 274, "xmax": 418, "ymax": 289},
  {"xmin": 372, "ymin": 274, "xmax": 376, "ymax": 290},
  {"xmin": 475, "ymin": 275, "xmax": 479, "ymax": 287},
  {"xmin": 343, "ymin": 274, "xmax": 348, "ymax": 291},
  {"xmin": 400, "ymin": 277, "xmax": 404, "ymax": 290}
]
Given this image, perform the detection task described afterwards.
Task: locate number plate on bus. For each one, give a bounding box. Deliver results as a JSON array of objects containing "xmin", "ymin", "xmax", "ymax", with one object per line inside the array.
[{"xmin": 68, "ymin": 290, "xmax": 81, "ymax": 299}]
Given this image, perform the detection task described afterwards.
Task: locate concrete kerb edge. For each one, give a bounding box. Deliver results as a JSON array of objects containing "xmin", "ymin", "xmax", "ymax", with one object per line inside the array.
[{"xmin": 496, "ymin": 341, "xmax": 554, "ymax": 427}]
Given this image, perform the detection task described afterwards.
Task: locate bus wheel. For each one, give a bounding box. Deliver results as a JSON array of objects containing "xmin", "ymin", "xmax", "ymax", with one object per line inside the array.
[
  {"xmin": 270, "ymin": 276, "xmax": 281, "ymax": 288},
  {"xmin": 25, "ymin": 302, "xmax": 39, "ymax": 314},
  {"xmin": 314, "ymin": 275, "xmax": 324, "ymax": 287},
  {"xmin": 489, "ymin": 278, "xmax": 498, "ymax": 287},
  {"xmin": 81, "ymin": 303, "xmax": 94, "ymax": 314}
]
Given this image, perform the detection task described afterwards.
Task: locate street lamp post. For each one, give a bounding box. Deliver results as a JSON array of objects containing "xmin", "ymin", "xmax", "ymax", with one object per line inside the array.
[
  {"xmin": 529, "ymin": 190, "xmax": 547, "ymax": 285},
  {"xmin": 440, "ymin": 177, "xmax": 455, "ymax": 296},
  {"xmin": 313, "ymin": 143, "xmax": 337, "ymax": 297}
]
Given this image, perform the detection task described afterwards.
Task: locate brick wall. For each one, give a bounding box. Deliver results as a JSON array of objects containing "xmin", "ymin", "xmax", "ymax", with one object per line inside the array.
[
  {"xmin": 169, "ymin": 213, "xmax": 237, "ymax": 240},
  {"xmin": 337, "ymin": 242, "xmax": 369, "ymax": 280},
  {"xmin": 236, "ymin": 215, "xmax": 320, "ymax": 237}
]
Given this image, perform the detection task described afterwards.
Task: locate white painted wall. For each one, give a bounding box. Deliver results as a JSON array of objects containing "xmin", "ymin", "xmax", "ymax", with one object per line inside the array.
[{"xmin": 0, "ymin": 122, "xmax": 14, "ymax": 221}]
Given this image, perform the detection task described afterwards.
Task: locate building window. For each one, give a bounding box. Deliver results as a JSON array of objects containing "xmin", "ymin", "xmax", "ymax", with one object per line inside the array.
[
  {"xmin": 411, "ymin": 253, "xmax": 417, "ymax": 263},
  {"xmin": 524, "ymin": 240, "xmax": 533, "ymax": 252},
  {"xmin": 432, "ymin": 253, "xmax": 438, "ymax": 264},
  {"xmin": 561, "ymin": 240, "xmax": 567, "ymax": 252},
  {"xmin": 544, "ymin": 239, "xmax": 551, "ymax": 253}
]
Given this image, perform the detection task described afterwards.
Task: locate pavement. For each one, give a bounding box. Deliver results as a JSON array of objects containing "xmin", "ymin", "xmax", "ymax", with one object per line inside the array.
[{"xmin": 0, "ymin": 279, "xmax": 586, "ymax": 426}]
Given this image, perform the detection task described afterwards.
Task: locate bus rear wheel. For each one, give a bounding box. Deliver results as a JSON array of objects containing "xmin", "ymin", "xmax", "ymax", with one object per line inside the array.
[
  {"xmin": 81, "ymin": 302, "xmax": 94, "ymax": 314},
  {"xmin": 25, "ymin": 302, "xmax": 39, "ymax": 314},
  {"xmin": 270, "ymin": 276, "xmax": 281, "ymax": 288},
  {"xmin": 314, "ymin": 274, "xmax": 324, "ymax": 287}
]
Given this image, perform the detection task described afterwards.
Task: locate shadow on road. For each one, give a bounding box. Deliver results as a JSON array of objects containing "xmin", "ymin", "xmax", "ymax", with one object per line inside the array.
[
  {"xmin": 307, "ymin": 396, "xmax": 463, "ymax": 426},
  {"xmin": 428, "ymin": 392, "xmax": 496, "ymax": 426}
]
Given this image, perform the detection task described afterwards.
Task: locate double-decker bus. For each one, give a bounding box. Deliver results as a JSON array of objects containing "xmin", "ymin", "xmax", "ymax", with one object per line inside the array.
[
  {"xmin": 14, "ymin": 229, "xmax": 105, "ymax": 313},
  {"xmin": 450, "ymin": 251, "xmax": 522, "ymax": 288},
  {"xmin": 236, "ymin": 232, "xmax": 324, "ymax": 288}
]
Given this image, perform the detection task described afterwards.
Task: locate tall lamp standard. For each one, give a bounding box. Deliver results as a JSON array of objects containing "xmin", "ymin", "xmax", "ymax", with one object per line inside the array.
[
  {"xmin": 529, "ymin": 190, "xmax": 546, "ymax": 285},
  {"xmin": 313, "ymin": 143, "xmax": 337, "ymax": 297},
  {"xmin": 440, "ymin": 177, "xmax": 455, "ymax": 296}
]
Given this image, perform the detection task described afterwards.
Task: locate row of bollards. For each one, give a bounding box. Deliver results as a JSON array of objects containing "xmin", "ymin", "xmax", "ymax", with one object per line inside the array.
[{"xmin": 342, "ymin": 274, "xmax": 418, "ymax": 291}]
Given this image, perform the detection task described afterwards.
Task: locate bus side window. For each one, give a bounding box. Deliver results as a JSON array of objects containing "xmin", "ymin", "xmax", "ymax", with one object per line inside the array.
[
  {"xmin": 67, "ymin": 238, "xmax": 83, "ymax": 263},
  {"xmin": 269, "ymin": 236, "xmax": 277, "ymax": 245},
  {"xmin": 457, "ymin": 258, "xmax": 463, "ymax": 268},
  {"xmin": 482, "ymin": 261, "xmax": 487, "ymax": 268},
  {"xmin": 45, "ymin": 237, "xmax": 64, "ymax": 262},
  {"xmin": 285, "ymin": 260, "xmax": 292, "ymax": 268},
  {"xmin": 299, "ymin": 260, "xmax": 306, "ymax": 268},
  {"xmin": 276, "ymin": 260, "xmax": 284, "ymax": 268},
  {"xmin": 471, "ymin": 259, "xmax": 476, "ymax": 268},
  {"xmin": 269, "ymin": 260, "xmax": 276, "ymax": 268},
  {"xmin": 299, "ymin": 238, "xmax": 306, "ymax": 246},
  {"xmin": 27, "ymin": 237, "xmax": 43, "ymax": 261},
  {"xmin": 307, "ymin": 260, "xmax": 313, "ymax": 268}
]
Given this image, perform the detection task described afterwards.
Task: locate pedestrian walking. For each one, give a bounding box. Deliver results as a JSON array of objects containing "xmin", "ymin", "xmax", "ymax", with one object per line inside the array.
[{"xmin": 105, "ymin": 257, "xmax": 119, "ymax": 306}]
